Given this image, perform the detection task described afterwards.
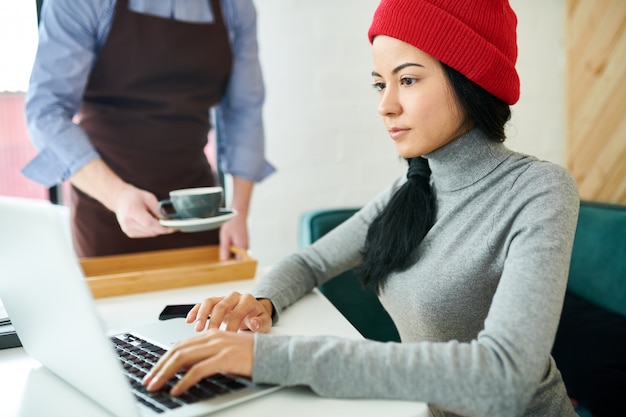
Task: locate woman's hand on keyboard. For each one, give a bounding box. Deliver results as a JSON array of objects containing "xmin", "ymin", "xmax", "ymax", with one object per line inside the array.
[
  {"xmin": 185, "ymin": 291, "xmax": 273, "ymax": 333},
  {"xmin": 143, "ymin": 329, "xmax": 254, "ymax": 396}
]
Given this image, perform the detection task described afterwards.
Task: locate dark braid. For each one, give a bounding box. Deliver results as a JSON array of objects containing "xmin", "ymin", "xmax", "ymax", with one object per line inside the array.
[{"xmin": 356, "ymin": 157, "xmax": 435, "ymax": 293}]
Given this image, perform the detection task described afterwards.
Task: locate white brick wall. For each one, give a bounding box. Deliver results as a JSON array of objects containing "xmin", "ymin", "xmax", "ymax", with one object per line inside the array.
[{"xmin": 248, "ymin": 0, "xmax": 565, "ymax": 266}]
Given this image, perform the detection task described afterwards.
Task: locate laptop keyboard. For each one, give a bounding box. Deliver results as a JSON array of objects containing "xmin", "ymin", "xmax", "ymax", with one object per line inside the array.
[{"xmin": 111, "ymin": 333, "xmax": 249, "ymax": 414}]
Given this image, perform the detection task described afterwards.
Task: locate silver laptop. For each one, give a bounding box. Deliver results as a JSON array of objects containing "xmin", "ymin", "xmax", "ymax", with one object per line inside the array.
[{"xmin": 0, "ymin": 196, "xmax": 280, "ymax": 417}]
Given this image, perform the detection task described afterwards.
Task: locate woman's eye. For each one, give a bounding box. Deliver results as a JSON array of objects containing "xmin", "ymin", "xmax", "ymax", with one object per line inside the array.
[
  {"xmin": 372, "ymin": 82, "xmax": 385, "ymax": 92},
  {"xmin": 400, "ymin": 77, "xmax": 417, "ymax": 87}
]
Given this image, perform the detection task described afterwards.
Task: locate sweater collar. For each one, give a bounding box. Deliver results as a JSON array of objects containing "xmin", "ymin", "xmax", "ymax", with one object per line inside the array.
[{"xmin": 424, "ymin": 128, "xmax": 513, "ymax": 192}]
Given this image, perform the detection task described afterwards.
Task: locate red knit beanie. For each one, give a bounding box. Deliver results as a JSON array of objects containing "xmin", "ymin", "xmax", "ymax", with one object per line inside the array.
[{"xmin": 368, "ymin": 0, "xmax": 520, "ymax": 105}]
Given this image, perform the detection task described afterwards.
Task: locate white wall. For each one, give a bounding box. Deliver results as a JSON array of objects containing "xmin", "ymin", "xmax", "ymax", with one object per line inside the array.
[
  {"xmin": 248, "ymin": 0, "xmax": 565, "ymax": 266},
  {"xmin": 507, "ymin": 0, "xmax": 566, "ymax": 163}
]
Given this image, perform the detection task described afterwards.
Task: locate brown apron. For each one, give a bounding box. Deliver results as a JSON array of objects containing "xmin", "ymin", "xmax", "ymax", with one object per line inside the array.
[{"xmin": 73, "ymin": 0, "xmax": 232, "ymax": 257}]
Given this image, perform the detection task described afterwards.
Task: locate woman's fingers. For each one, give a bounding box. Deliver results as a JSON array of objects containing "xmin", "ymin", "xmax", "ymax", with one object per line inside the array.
[
  {"xmin": 207, "ymin": 292, "xmax": 265, "ymax": 332},
  {"xmin": 143, "ymin": 332, "xmax": 207, "ymax": 386},
  {"xmin": 223, "ymin": 293, "xmax": 260, "ymax": 332},
  {"xmin": 186, "ymin": 292, "xmax": 273, "ymax": 333},
  {"xmin": 249, "ymin": 298, "xmax": 274, "ymax": 333},
  {"xmin": 207, "ymin": 292, "xmax": 241, "ymax": 331},
  {"xmin": 186, "ymin": 297, "xmax": 223, "ymax": 331},
  {"xmin": 147, "ymin": 345, "xmax": 214, "ymax": 394},
  {"xmin": 185, "ymin": 303, "xmax": 201, "ymax": 324},
  {"xmin": 143, "ymin": 330, "xmax": 255, "ymax": 396}
]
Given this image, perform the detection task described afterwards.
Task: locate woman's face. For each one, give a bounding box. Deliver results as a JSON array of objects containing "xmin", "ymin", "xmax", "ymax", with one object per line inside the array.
[{"xmin": 371, "ymin": 36, "xmax": 468, "ymax": 158}]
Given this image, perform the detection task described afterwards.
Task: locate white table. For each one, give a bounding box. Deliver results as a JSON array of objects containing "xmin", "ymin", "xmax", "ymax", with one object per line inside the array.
[{"xmin": 0, "ymin": 274, "xmax": 428, "ymax": 417}]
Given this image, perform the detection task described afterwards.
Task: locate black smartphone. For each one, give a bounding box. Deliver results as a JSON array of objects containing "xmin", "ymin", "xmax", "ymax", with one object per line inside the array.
[{"xmin": 158, "ymin": 304, "xmax": 196, "ymax": 320}]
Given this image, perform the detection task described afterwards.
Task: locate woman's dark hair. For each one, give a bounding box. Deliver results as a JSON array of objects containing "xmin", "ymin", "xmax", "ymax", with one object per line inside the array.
[
  {"xmin": 356, "ymin": 63, "xmax": 511, "ymax": 293},
  {"xmin": 442, "ymin": 62, "xmax": 511, "ymax": 142}
]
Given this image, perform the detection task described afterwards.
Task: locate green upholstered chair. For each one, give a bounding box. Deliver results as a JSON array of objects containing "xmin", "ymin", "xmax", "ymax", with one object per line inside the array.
[
  {"xmin": 566, "ymin": 201, "xmax": 626, "ymax": 317},
  {"xmin": 299, "ymin": 208, "xmax": 400, "ymax": 343},
  {"xmin": 552, "ymin": 200, "xmax": 626, "ymax": 417}
]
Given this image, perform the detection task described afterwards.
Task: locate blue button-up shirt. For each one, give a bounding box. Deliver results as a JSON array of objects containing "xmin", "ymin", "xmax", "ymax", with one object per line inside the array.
[{"xmin": 23, "ymin": 0, "xmax": 275, "ymax": 187}]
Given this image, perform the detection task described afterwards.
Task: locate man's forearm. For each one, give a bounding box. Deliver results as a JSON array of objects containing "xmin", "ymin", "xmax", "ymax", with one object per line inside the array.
[{"xmin": 69, "ymin": 159, "xmax": 130, "ymax": 212}]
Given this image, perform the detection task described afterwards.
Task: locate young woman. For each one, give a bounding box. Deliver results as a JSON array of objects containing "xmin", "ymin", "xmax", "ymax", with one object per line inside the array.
[{"xmin": 143, "ymin": 1, "xmax": 580, "ymax": 415}]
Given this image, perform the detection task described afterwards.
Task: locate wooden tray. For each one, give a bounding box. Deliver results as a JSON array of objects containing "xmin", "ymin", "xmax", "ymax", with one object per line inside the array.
[{"xmin": 80, "ymin": 246, "xmax": 256, "ymax": 298}]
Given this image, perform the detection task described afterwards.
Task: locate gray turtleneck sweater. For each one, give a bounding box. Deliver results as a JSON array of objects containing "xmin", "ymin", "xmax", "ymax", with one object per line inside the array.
[{"xmin": 252, "ymin": 129, "xmax": 580, "ymax": 417}]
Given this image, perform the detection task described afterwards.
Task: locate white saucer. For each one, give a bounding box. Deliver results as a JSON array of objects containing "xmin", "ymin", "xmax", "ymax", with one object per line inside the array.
[{"xmin": 159, "ymin": 209, "xmax": 237, "ymax": 233}]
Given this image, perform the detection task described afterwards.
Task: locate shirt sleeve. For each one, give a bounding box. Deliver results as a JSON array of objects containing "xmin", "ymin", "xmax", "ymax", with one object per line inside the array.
[
  {"xmin": 22, "ymin": 0, "xmax": 110, "ymax": 187},
  {"xmin": 216, "ymin": 0, "xmax": 275, "ymax": 183}
]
